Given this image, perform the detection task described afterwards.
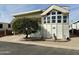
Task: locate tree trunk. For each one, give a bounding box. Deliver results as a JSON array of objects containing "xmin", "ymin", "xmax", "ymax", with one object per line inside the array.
[{"xmin": 26, "ymin": 34, "xmax": 28, "ymax": 38}]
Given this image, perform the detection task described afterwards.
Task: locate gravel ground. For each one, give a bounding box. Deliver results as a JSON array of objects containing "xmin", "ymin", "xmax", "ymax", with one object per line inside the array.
[{"xmin": 0, "ymin": 41, "xmax": 79, "ymax": 55}]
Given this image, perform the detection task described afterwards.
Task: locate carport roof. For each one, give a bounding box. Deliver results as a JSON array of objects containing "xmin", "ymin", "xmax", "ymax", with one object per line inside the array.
[{"xmin": 13, "ymin": 9, "xmax": 44, "ymax": 16}]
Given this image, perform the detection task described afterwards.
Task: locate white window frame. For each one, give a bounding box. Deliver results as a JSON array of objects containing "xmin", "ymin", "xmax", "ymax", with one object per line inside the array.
[
  {"xmin": 57, "ymin": 16, "xmax": 62, "ymax": 23},
  {"xmin": 51, "ymin": 16, "xmax": 56, "ymax": 23},
  {"xmin": 63, "ymin": 15, "xmax": 68, "ymax": 23}
]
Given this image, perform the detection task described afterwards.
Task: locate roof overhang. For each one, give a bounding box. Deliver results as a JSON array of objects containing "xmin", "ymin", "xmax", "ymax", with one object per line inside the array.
[
  {"xmin": 73, "ymin": 21, "xmax": 79, "ymax": 24},
  {"xmin": 0, "ymin": 22, "xmax": 10, "ymax": 24},
  {"xmin": 41, "ymin": 5, "xmax": 69, "ymax": 16},
  {"xmin": 13, "ymin": 9, "xmax": 43, "ymax": 17}
]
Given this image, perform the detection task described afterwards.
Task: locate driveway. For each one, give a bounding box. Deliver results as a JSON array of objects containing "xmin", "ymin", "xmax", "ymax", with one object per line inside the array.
[{"xmin": 0, "ymin": 41, "xmax": 79, "ymax": 55}]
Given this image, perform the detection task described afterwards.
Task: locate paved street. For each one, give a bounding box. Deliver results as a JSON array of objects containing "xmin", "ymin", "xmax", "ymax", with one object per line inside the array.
[
  {"xmin": 0, "ymin": 41, "xmax": 79, "ymax": 55},
  {"xmin": 0, "ymin": 35, "xmax": 79, "ymax": 55}
]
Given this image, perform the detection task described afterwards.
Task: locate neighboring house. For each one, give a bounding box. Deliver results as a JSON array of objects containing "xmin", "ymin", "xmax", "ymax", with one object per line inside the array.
[
  {"xmin": 70, "ymin": 21, "xmax": 79, "ymax": 30},
  {"xmin": 13, "ymin": 5, "xmax": 69, "ymax": 39},
  {"xmin": 69, "ymin": 21, "xmax": 79, "ymax": 36},
  {"xmin": 0, "ymin": 22, "xmax": 12, "ymax": 37}
]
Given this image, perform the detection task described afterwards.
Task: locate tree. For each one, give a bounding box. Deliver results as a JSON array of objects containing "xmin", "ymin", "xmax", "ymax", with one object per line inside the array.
[{"xmin": 12, "ymin": 18, "xmax": 41, "ymax": 38}]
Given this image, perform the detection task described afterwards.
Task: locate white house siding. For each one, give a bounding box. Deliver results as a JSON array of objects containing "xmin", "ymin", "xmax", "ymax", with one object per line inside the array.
[
  {"xmin": 72, "ymin": 24, "xmax": 76, "ymax": 29},
  {"xmin": 42, "ymin": 24, "xmax": 69, "ymax": 39},
  {"xmin": 41, "ymin": 10, "xmax": 69, "ymax": 39},
  {"xmin": 46, "ymin": 24, "xmax": 51, "ymax": 38},
  {"xmin": 63, "ymin": 24, "xmax": 69, "ymax": 39},
  {"xmin": 51, "ymin": 24, "xmax": 56, "ymax": 37},
  {"xmin": 42, "ymin": 24, "xmax": 47, "ymax": 38},
  {"xmin": 42, "ymin": 24, "xmax": 52, "ymax": 38},
  {"xmin": 76, "ymin": 23, "xmax": 79, "ymax": 30},
  {"xmin": 71, "ymin": 22, "xmax": 79, "ymax": 30},
  {"xmin": 57, "ymin": 24, "xmax": 63, "ymax": 39}
]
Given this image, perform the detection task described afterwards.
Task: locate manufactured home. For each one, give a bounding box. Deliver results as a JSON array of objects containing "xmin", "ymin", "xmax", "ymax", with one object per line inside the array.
[
  {"xmin": 69, "ymin": 21, "xmax": 79, "ymax": 36},
  {"xmin": 13, "ymin": 5, "xmax": 70, "ymax": 39},
  {"xmin": 70, "ymin": 21, "xmax": 79, "ymax": 30},
  {"xmin": 0, "ymin": 22, "xmax": 12, "ymax": 37}
]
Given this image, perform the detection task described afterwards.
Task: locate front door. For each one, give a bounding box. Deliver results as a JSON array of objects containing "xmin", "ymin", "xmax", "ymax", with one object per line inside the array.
[{"xmin": 51, "ymin": 25, "xmax": 57, "ymax": 38}]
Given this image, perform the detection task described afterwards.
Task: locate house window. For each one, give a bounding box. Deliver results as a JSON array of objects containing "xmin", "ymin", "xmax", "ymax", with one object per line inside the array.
[
  {"xmin": 52, "ymin": 12, "xmax": 56, "ymax": 15},
  {"xmin": 63, "ymin": 20, "xmax": 67, "ymax": 23},
  {"xmin": 8, "ymin": 24, "xmax": 11, "ymax": 28},
  {"xmin": 52, "ymin": 16, "xmax": 56, "ymax": 23},
  {"xmin": 43, "ymin": 17, "xmax": 46, "ymax": 24},
  {"xmin": 44, "ymin": 21, "xmax": 46, "ymax": 24},
  {"xmin": 57, "ymin": 16, "xmax": 61, "ymax": 20},
  {"xmin": 44, "ymin": 17, "xmax": 46, "ymax": 20},
  {"xmin": 52, "ymin": 16, "xmax": 56, "ymax": 19},
  {"xmin": 47, "ymin": 17, "xmax": 50, "ymax": 23},
  {"xmin": 63, "ymin": 16, "xmax": 67, "ymax": 20},
  {"xmin": 47, "ymin": 12, "xmax": 50, "ymax": 15},
  {"xmin": 47, "ymin": 17, "xmax": 50, "ymax": 20},
  {"xmin": 0, "ymin": 24, "xmax": 3, "ymax": 28},
  {"xmin": 47, "ymin": 20, "xmax": 50, "ymax": 23},
  {"xmin": 57, "ymin": 16, "xmax": 61, "ymax": 23},
  {"xmin": 63, "ymin": 16, "xmax": 67, "ymax": 23},
  {"xmin": 52, "ymin": 20, "xmax": 55, "ymax": 23},
  {"xmin": 57, "ymin": 11, "xmax": 62, "ymax": 14},
  {"xmin": 58, "ymin": 20, "xmax": 61, "ymax": 23}
]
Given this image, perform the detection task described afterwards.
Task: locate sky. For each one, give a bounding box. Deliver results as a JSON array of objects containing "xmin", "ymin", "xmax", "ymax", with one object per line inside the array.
[{"xmin": 0, "ymin": 4, "xmax": 79, "ymax": 23}]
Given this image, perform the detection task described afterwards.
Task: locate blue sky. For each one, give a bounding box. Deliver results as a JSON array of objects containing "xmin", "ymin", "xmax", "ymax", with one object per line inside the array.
[{"xmin": 0, "ymin": 4, "xmax": 79, "ymax": 23}]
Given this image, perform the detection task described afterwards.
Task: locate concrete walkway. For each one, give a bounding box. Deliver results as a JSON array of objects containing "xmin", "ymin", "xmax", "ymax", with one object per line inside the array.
[{"xmin": 0, "ymin": 35, "xmax": 79, "ymax": 50}]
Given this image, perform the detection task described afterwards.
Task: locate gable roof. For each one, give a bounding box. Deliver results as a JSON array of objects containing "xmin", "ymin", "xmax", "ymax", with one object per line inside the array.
[{"xmin": 41, "ymin": 5, "xmax": 69, "ymax": 16}]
